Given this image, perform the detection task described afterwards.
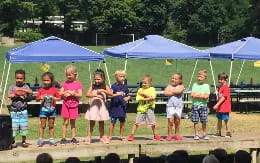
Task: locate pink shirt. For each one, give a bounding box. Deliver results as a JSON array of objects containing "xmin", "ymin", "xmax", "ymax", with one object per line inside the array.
[{"xmin": 61, "ymin": 80, "xmax": 82, "ymax": 105}]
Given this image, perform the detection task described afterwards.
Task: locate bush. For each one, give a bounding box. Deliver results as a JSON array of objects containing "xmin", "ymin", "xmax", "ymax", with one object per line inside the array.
[{"xmin": 14, "ymin": 31, "xmax": 44, "ymax": 43}]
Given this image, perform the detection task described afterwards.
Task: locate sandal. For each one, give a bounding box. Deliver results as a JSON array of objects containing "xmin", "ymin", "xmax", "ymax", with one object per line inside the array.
[
  {"xmin": 83, "ymin": 137, "xmax": 91, "ymax": 145},
  {"xmin": 100, "ymin": 137, "xmax": 109, "ymax": 144},
  {"xmin": 22, "ymin": 142, "xmax": 29, "ymax": 148}
]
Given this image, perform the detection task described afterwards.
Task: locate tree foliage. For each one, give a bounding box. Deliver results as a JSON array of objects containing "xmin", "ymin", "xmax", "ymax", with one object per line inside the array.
[{"xmin": 0, "ymin": 0, "xmax": 258, "ymax": 46}]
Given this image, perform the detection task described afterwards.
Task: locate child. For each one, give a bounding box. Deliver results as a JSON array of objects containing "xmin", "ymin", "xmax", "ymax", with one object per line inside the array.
[
  {"xmin": 7, "ymin": 69, "xmax": 33, "ymax": 148},
  {"xmin": 213, "ymin": 72, "xmax": 232, "ymax": 137},
  {"xmin": 36, "ymin": 72, "xmax": 61, "ymax": 146},
  {"xmin": 164, "ymin": 73, "xmax": 185, "ymax": 141},
  {"xmin": 108, "ymin": 70, "xmax": 131, "ymax": 140},
  {"xmin": 128, "ymin": 75, "xmax": 163, "ymax": 141},
  {"xmin": 85, "ymin": 69, "xmax": 113, "ymax": 144},
  {"xmin": 191, "ymin": 70, "xmax": 210, "ymax": 140},
  {"xmin": 60, "ymin": 65, "xmax": 82, "ymax": 145}
]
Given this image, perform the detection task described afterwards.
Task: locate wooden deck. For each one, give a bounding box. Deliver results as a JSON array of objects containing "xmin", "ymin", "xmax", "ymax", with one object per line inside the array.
[{"xmin": 0, "ymin": 133, "xmax": 259, "ymax": 162}]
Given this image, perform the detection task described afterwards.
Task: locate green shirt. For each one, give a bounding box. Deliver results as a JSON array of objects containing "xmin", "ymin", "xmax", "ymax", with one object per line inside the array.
[
  {"xmin": 191, "ymin": 82, "xmax": 210, "ymax": 107},
  {"xmin": 136, "ymin": 87, "xmax": 156, "ymax": 113}
]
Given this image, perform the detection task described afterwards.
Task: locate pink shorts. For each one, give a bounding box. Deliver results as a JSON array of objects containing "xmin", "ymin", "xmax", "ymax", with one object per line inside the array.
[{"xmin": 61, "ymin": 103, "xmax": 79, "ymax": 119}]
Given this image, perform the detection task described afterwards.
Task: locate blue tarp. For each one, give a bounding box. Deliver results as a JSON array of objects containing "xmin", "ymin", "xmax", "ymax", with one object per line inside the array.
[
  {"xmin": 103, "ymin": 35, "xmax": 209, "ymax": 59},
  {"xmin": 205, "ymin": 37, "xmax": 260, "ymax": 60},
  {"xmin": 6, "ymin": 36, "xmax": 104, "ymax": 63}
]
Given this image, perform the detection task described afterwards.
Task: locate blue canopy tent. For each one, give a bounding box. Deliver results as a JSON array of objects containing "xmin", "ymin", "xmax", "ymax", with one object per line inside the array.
[
  {"xmin": 205, "ymin": 37, "xmax": 260, "ymax": 85},
  {"xmin": 0, "ymin": 36, "xmax": 105, "ymax": 110},
  {"xmin": 103, "ymin": 35, "xmax": 216, "ymax": 91}
]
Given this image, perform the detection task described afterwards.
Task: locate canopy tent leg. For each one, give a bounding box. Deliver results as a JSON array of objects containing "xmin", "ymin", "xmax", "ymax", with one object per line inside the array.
[
  {"xmin": 209, "ymin": 59, "xmax": 217, "ymax": 95},
  {"xmin": 0, "ymin": 62, "xmax": 11, "ymax": 112},
  {"xmin": 103, "ymin": 61, "xmax": 111, "ymax": 87},
  {"xmin": 124, "ymin": 58, "xmax": 128, "ymax": 72},
  {"xmin": 89, "ymin": 63, "xmax": 92, "ymax": 86},
  {"xmin": 235, "ymin": 59, "xmax": 245, "ymax": 85},
  {"xmin": 229, "ymin": 60, "xmax": 234, "ymax": 85},
  {"xmin": 98, "ymin": 61, "xmax": 101, "ymax": 69},
  {"xmin": 0, "ymin": 59, "xmax": 7, "ymax": 89},
  {"xmin": 188, "ymin": 59, "xmax": 198, "ymax": 90}
]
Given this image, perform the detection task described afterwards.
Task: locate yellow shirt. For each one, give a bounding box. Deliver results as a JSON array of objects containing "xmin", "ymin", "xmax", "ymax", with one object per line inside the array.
[{"xmin": 136, "ymin": 87, "xmax": 156, "ymax": 113}]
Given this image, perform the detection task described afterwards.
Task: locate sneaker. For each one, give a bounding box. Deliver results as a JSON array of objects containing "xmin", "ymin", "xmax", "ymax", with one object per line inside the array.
[
  {"xmin": 49, "ymin": 138, "xmax": 57, "ymax": 146},
  {"xmin": 22, "ymin": 141, "xmax": 29, "ymax": 148},
  {"xmin": 173, "ymin": 135, "xmax": 183, "ymax": 141},
  {"xmin": 202, "ymin": 135, "xmax": 209, "ymax": 140},
  {"xmin": 37, "ymin": 138, "xmax": 43, "ymax": 147},
  {"xmin": 225, "ymin": 132, "xmax": 232, "ymax": 138},
  {"xmin": 194, "ymin": 135, "xmax": 200, "ymax": 140},
  {"xmin": 128, "ymin": 134, "xmax": 134, "ymax": 141},
  {"xmin": 166, "ymin": 136, "xmax": 172, "ymax": 141},
  {"xmin": 154, "ymin": 134, "xmax": 164, "ymax": 141},
  {"xmin": 60, "ymin": 138, "xmax": 67, "ymax": 145},
  {"xmin": 11, "ymin": 143, "xmax": 17, "ymax": 148},
  {"xmin": 212, "ymin": 133, "xmax": 221, "ymax": 137},
  {"xmin": 71, "ymin": 138, "xmax": 79, "ymax": 145}
]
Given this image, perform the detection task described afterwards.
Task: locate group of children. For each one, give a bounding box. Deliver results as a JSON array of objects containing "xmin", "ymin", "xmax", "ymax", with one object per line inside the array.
[{"xmin": 7, "ymin": 65, "xmax": 232, "ymax": 148}]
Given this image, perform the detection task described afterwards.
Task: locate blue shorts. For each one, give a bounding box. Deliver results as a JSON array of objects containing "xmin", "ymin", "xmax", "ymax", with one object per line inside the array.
[
  {"xmin": 39, "ymin": 107, "xmax": 56, "ymax": 118},
  {"xmin": 216, "ymin": 112, "xmax": 229, "ymax": 120},
  {"xmin": 191, "ymin": 105, "xmax": 208, "ymax": 123},
  {"xmin": 110, "ymin": 117, "xmax": 126, "ymax": 124}
]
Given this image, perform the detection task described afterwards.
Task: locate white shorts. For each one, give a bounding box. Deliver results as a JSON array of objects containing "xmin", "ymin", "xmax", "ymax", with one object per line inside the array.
[{"xmin": 166, "ymin": 106, "xmax": 183, "ymax": 119}]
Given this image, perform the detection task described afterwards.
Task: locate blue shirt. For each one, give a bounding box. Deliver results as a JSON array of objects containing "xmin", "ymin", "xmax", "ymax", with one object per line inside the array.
[{"xmin": 110, "ymin": 83, "xmax": 129, "ymax": 117}]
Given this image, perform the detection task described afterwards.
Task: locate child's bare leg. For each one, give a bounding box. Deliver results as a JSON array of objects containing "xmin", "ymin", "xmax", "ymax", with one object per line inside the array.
[
  {"xmin": 174, "ymin": 117, "xmax": 180, "ymax": 135},
  {"xmin": 194, "ymin": 123, "xmax": 199, "ymax": 136},
  {"xmin": 70, "ymin": 119, "xmax": 76, "ymax": 138},
  {"xmin": 39, "ymin": 117, "xmax": 47, "ymax": 138},
  {"xmin": 48, "ymin": 118, "xmax": 55, "ymax": 138},
  {"xmin": 151, "ymin": 125, "xmax": 158, "ymax": 135},
  {"xmin": 224, "ymin": 120, "xmax": 230, "ymax": 133},
  {"xmin": 87, "ymin": 120, "xmax": 95, "ymax": 139},
  {"xmin": 167, "ymin": 118, "xmax": 174, "ymax": 136},
  {"xmin": 22, "ymin": 136, "xmax": 26, "ymax": 143},
  {"xmin": 130, "ymin": 124, "xmax": 138, "ymax": 135},
  {"xmin": 62, "ymin": 118, "xmax": 69, "ymax": 138},
  {"xmin": 202, "ymin": 122, "xmax": 207, "ymax": 136},
  {"xmin": 108, "ymin": 123, "xmax": 115, "ymax": 139},
  {"xmin": 119, "ymin": 122, "xmax": 125, "ymax": 139},
  {"xmin": 99, "ymin": 121, "xmax": 105, "ymax": 138},
  {"xmin": 217, "ymin": 119, "xmax": 222, "ymax": 134}
]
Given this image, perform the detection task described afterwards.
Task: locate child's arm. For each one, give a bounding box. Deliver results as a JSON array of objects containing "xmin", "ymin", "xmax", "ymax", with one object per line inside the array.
[
  {"xmin": 97, "ymin": 85, "xmax": 113, "ymax": 96},
  {"xmin": 124, "ymin": 95, "xmax": 131, "ymax": 102},
  {"xmin": 136, "ymin": 88, "xmax": 156, "ymax": 102},
  {"xmin": 191, "ymin": 93, "xmax": 210, "ymax": 99},
  {"xmin": 213, "ymin": 96, "xmax": 225, "ymax": 110},
  {"xmin": 14, "ymin": 87, "xmax": 33, "ymax": 94},
  {"xmin": 164, "ymin": 84, "xmax": 185, "ymax": 96},
  {"xmin": 86, "ymin": 86, "xmax": 102, "ymax": 98}
]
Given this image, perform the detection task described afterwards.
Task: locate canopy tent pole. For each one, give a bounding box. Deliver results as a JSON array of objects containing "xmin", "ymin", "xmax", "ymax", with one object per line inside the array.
[
  {"xmin": 0, "ymin": 62, "xmax": 11, "ymax": 111},
  {"xmin": 0, "ymin": 59, "xmax": 7, "ymax": 89},
  {"xmin": 235, "ymin": 59, "xmax": 245, "ymax": 85},
  {"xmin": 209, "ymin": 59, "xmax": 217, "ymax": 94},
  {"xmin": 188, "ymin": 59, "xmax": 198, "ymax": 90},
  {"xmin": 103, "ymin": 61, "xmax": 111, "ymax": 87},
  {"xmin": 124, "ymin": 58, "xmax": 128, "ymax": 72},
  {"xmin": 229, "ymin": 60, "xmax": 234, "ymax": 85},
  {"xmin": 88, "ymin": 63, "xmax": 92, "ymax": 86},
  {"xmin": 98, "ymin": 61, "xmax": 101, "ymax": 69}
]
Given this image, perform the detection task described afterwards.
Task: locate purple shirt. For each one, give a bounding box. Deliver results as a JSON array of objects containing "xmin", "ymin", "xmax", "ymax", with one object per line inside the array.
[{"xmin": 110, "ymin": 83, "xmax": 129, "ymax": 117}]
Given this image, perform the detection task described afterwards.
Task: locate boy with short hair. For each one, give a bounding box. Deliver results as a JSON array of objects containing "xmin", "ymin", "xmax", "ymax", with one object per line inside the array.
[
  {"xmin": 108, "ymin": 70, "xmax": 131, "ymax": 140},
  {"xmin": 213, "ymin": 72, "xmax": 232, "ymax": 137},
  {"xmin": 128, "ymin": 75, "xmax": 163, "ymax": 141},
  {"xmin": 8, "ymin": 69, "xmax": 33, "ymax": 148},
  {"xmin": 191, "ymin": 70, "xmax": 210, "ymax": 140}
]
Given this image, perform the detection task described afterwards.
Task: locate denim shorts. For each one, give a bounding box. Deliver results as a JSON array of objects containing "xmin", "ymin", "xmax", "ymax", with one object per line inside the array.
[
  {"xmin": 191, "ymin": 105, "xmax": 208, "ymax": 123},
  {"xmin": 39, "ymin": 107, "xmax": 56, "ymax": 118},
  {"xmin": 216, "ymin": 112, "xmax": 229, "ymax": 120},
  {"xmin": 110, "ymin": 117, "xmax": 126, "ymax": 124}
]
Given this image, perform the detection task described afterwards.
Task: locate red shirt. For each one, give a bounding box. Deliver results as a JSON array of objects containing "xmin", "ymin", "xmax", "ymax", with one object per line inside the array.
[
  {"xmin": 217, "ymin": 84, "xmax": 231, "ymax": 113},
  {"xmin": 36, "ymin": 87, "xmax": 60, "ymax": 107}
]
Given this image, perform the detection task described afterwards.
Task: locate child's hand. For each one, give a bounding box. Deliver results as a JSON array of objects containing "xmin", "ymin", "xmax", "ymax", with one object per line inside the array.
[
  {"xmin": 96, "ymin": 94, "xmax": 104, "ymax": 99},
  {"xmin": 213, "ymin": 104, "xmax": 218, "ymax": 110},
  {"xmin": 116, "ymin": 91, "xmax": 124, "ymax": 96},
  {"xmin": 138, "ymin": 91, "xmax": 145, "ymax": 96}
]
